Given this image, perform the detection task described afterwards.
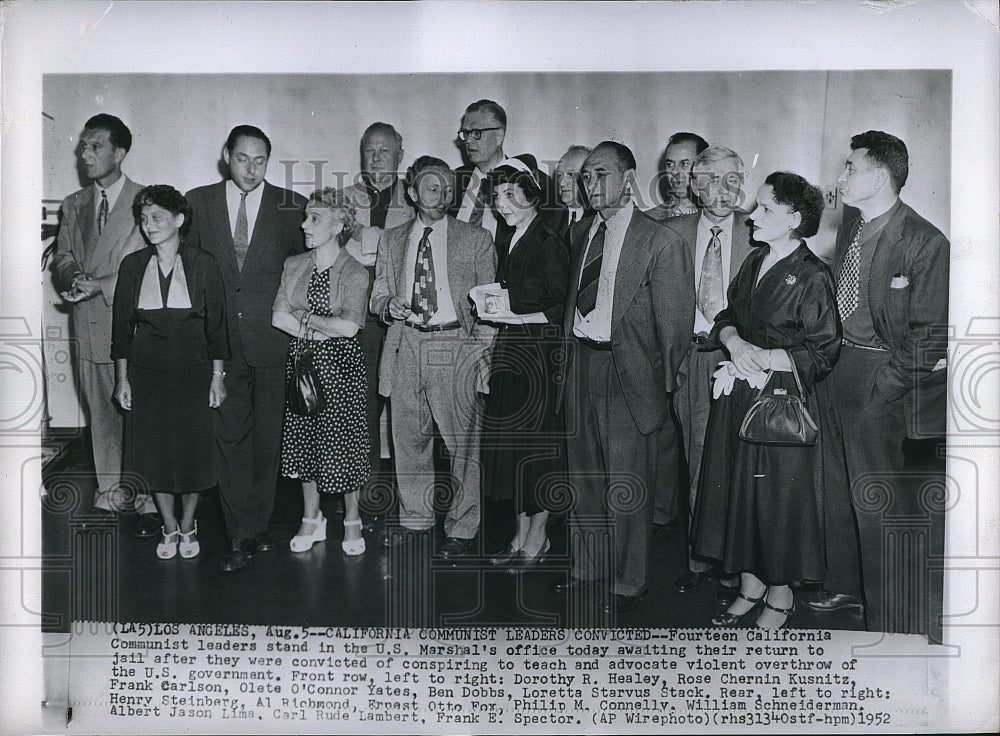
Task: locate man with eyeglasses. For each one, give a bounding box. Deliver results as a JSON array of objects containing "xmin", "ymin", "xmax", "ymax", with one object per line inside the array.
[{"xmin": 451, "ymin": 99, "xmax": 556, "ymax": 268}]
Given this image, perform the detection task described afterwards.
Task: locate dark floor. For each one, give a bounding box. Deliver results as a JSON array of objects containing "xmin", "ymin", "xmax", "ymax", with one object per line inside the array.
[{"xmin": 42, "ymin": 431, "xmax": 868, "ymax": 632}]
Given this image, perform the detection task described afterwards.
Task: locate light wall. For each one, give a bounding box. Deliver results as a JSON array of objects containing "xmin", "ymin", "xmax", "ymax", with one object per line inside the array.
[{"xmin": 44, "ymin": 70, "xmax": 950, "ymax": 262}]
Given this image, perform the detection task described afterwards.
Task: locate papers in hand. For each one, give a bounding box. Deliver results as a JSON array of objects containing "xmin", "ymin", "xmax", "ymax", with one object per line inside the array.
[{"xmin": 469, "ymin": 283, "xmax": 547, "ymax": 324}]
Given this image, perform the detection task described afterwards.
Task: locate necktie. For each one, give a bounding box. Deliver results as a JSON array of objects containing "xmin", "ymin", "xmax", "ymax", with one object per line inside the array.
[
  {"xmin": 697, "ymin": 225, "xmax": 725, "ymax": 321},
  {"xmin": 569, "ymin": 209, "xmax": 578, "ymax": 225},
  {"xmin": 836, "ymin": 219, "xmax": 866, "ymax": 319},
  {"xmin": 469, "ymin": 178, "xmax": 489, "ymax": 228},
  {"xmin": 98, "ymin": 190, "xmax": 109, "ymax": 236},
  {"xmin": 410, "ymin": 227, "xmax": 437, "ymax": 324},
  {"xmin": 234, "ymin": 192, "xmax": 249, "ymax": 271},
  {"xmin": 576, "ymin": 221, "xmax": 607, "ymax": 317}
]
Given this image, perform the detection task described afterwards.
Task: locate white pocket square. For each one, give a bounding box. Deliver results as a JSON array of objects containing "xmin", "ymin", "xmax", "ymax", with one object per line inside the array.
[{"xmin": 890, "ymin": 275, "xmax": 909, "ymax": 289}]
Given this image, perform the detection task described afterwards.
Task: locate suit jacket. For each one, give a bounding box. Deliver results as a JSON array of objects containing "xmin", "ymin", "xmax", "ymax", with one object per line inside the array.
[
  {"xmin": 562, "ymin": 208, "xmax": 696, "ymax": 435},
  {"xmin": 369, "ymin": 215, "xmax": 497, "ymax": 397},
  {"xmin": 338, "ymin": 177, "xmax": 414, "ymax": 267},
  {"xmin": 51, "ymin": 176, "xmax": 146, "ymax": 364},
  {"xmin": 185, "ymin": 181, "xmax": 306, "ymax": 368},
  {"xmin": 834, "ymin": 200, "xmax": 949, "ymax": 437}
]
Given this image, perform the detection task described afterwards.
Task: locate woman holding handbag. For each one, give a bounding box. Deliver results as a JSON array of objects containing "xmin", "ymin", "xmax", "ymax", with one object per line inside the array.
[
  {"xmin": 272, "ymin": 188, "xmax": 371, "ymax": 555},
  {"xmin": 691, "ymin": 171, "xmax": 841, "ymax": 628}
]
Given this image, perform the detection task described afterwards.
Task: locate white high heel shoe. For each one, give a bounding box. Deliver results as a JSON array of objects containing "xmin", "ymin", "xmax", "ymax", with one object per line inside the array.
[
  {"xmin": 341, "ymin": 519, "xmax": 366, "ymax": 556},
  {"xmin": 290, "ymin": 515, "xmax": 327, "ymax": 552}
]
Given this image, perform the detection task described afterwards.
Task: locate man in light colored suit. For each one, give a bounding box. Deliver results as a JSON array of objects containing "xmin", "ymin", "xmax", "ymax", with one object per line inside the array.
[
  {"xmin": 51, "ymin": 113, "xmax": 159, "ymax": 533},
  {"xmin": 370, "ymin": 156, "xmax": 496, "ymax": 558},
  {"xmin": 807, "ymin": 131, "xmax": 948, "ymax": 636},
  {"xmin": 556, "ymin": 141, "xmax": 694, "ymax": 616},
  {"xmin": 338, "ymin": 123, "xmax": 414, "ymax": 514},
  {"xmin": 186, "ymin": 125, "xmax": 306, "ymax": 572},
  {"xmin": 667, "ymin": 146, "xmax": 754, "ymax": 602}
]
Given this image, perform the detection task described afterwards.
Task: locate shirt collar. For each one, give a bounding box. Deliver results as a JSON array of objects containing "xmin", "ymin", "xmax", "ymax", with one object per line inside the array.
[
  {"xmin": 226, "ymin": 178, "xmax": 265, "ymax": 203},
  {"xmin": 95, "ymin": 173, "xmax": 126, "ymax": 204}
]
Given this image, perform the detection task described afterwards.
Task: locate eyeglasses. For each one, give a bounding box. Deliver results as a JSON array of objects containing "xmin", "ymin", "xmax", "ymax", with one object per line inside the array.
[{"xmin": 457, "ymin": 127, "xmax": 503, "ymax": 142}]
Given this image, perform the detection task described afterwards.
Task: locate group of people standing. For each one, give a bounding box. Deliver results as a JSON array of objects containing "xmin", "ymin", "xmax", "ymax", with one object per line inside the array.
[{"xmin": 52, "ymin": 99, "xmax": 947, "ymax": 635}]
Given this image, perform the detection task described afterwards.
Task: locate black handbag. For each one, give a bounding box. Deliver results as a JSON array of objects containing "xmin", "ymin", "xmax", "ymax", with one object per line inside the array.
[
  {"xmin": 287, "ymin": 315, "xmax": 326, "ymax": 417},
  {"xmin": 738, "ymin": 359, "xmax": 818, "ymax": 446}
]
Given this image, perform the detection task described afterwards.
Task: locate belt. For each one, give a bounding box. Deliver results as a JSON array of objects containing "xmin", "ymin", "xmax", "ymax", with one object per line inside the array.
[
  {"xmin": 693, "ymin": 332, "xmax": 711, "ymax": 345},
  {"xmin": 842, "ymin": 338, "xmax": 888, "ymax": 352},
  {"xmin": 576, "ymin": 336, "xmax": 613, "ymax": 351},
  {"xmin": 402, "ymin": 320, "xmax": 461, "ymax": 333}
]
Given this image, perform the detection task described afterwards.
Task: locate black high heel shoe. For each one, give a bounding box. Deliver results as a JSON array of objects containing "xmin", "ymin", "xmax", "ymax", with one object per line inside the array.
[
  {"xmin": 507, "ymin": 539, "xmax": 551, "ymax": 575},
  {"xmin": 711, "ymin": 590, "xmax": 765, "ymax": 627},
  {"xmin": 489, "ymin": 544, "xmax": 520, "ymax": 567},
  {"xmin": 756, "ymin": 598, "xmax": 796, "ymax": 629}
]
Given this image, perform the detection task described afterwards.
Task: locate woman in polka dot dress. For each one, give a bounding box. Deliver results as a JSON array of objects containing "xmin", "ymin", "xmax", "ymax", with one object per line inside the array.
[{"xmin": 272, "ymin": 189, "xmax": 371, "ymax": 555}]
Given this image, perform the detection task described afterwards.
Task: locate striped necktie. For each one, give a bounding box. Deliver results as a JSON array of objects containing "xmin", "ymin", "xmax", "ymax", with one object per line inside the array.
[
  {"xmin": 576, "ymin": 221, "xmax": 607, "ymax": 317},
  {"xmin": 98, "ymin": 190, "xmax": 109, "ymax": 236}
]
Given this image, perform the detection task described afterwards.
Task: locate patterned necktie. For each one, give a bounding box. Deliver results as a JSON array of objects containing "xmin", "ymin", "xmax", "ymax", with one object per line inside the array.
[
  {"xmin": 697, "ymin": 225, "xmax": 725, "ymax": 321},
  {"xmin": 234, "ymin": 192, "xmax": 249, "ymax": 271},
  {"xmin": 469, "ymin": 178, "xmax": 489, "ymax": 228},
  {"xmin": 410, "ymin": 227, "xmax": 437, "ymax": 324},
  {"xmin": 836, "ymin": 219, "xmax": 866, "ymax": 319},
  {"xmin": 98, "ymin": 190, "xmax": 109, "ymax": 236},
  {"xmin": 576, "ymin": 221, "xmax": 607, "ymax": 317}
]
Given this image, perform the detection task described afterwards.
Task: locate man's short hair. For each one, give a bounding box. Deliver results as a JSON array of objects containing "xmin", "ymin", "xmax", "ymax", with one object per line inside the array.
[
  {"xmin": 591, "ymin": 141, "xmax": 637, "ymax": 173},
  {"xmin": 693, "ymin": 145, "xmax": 744, "ymax": 172},
  {"xmin": 84, "ymin": 114, "xmax": 132, "ymax": 153},
  {"xmin": 225, "ymin": 125, "xmax": 272, "ymax": 157},
  {"xmin": 561, "ymin": 144, "xmax": 593, "ymax": 161},
  {"xmin": 361, "ymin": 122, "xmax": 403, "ymax": 149},
  {"xmin": 667, "ymin": 132, "xmax": 709, "ymax": 154},
  {"xmin": 850, "ymin": 130, "xmax": 909, "ymax": 193},
  {"xmin": 463, "ymin": 99, "xmax": 507, "ymax": 128},
  {"xmin": 405, "ymin": 155, "xmax": 453, "ymax": 189}
]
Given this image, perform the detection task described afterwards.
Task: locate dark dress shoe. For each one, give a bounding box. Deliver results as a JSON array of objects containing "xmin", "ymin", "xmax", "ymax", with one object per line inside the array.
[
  {"xmin": 507, "ymin": 540, "xmax": 550, "ymax": 575},
  {"xmin": 674, "ymin": 570, "xmax": 712, "ymax": 593},
  {"xmin": 552, "ymin": 577, "xmax": 594, "ymax": 595},
  {"xmin": 489, "ymin": 544, "xmax": 520, "ymax": 567},
  {"xmin": 800, "ymin": 592, "xmax": 863, "ymax": 612},
  {"xmin": 712, "ymin": 590, "xmax": 765, "ymax": 627},
  {"xmin": 438, "ymin": 536, "xmax": 474, "ymax": 559},
  {"xmin": 605, "ymin": 590, "xmax": 647, "ymax": 613},
  {"xmin": 255, "ymin": 531, "xmax": 275, "ymax": 552},
  {"xmin": 218, "ymin": 538, "xmax": 256, "ymax": 572}
]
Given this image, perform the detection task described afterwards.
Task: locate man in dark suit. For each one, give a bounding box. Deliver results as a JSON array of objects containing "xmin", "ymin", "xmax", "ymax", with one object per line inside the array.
[
  {"xmin": 450, "ymin": 99, "xmax": 558, "ymax": 267},
  {"xmin": 370, "ymin": 156, "xmax": 496, "ymax": 558},
  {"xmin": 811, "ymin": 130, "xmax": 948, "ymax": 635},
  {"xmin": 51, "ymin": 113, "xmax": 160, "ymax": 534},
  {"xmin": 185, "ymin": 125, "xmax": 306, "ymax": 572},
  {"xmin": 665, "ymin": 146, "xmax": 755, "ymax": 602},
  {"xmin": 556, "ymin": 141, "xmax": 694, "ymax": 616},
  {"xmin": 552, "ymin": 145, "xmax": 592, "ymax": 238}
]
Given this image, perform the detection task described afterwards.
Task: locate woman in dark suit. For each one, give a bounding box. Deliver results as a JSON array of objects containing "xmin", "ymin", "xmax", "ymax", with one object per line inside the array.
[
  {"xmin": 692, "ymin": 171, "xmax": 841, "ymax": 628},
  {"xmin": 480, "ymin": 161, "xmax": 570, "ymax": 573},
  {"xmin": 112, "ymin": 185, "xmax": 229, "ymax": 560}
]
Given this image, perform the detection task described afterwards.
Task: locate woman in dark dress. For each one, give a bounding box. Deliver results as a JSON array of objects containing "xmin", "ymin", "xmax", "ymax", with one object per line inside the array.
[
  {"xmin": 692, "ymin": 172, "xmax": 841, "ymax": 628},
  {"xmin": 112, "ymin": 185, "xmax": 229, "ymax": 560},
  {"xmin": 272, "ymin": 188, "xmax": 371, "ymax": 556},
  {"xmin": 480, "ymin": 161, "xmax": 570, "ymax": 573}
]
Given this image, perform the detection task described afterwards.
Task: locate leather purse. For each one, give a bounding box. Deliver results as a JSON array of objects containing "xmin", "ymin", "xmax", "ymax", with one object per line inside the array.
[
  {"xmin": 738, "ymin": 359, "xmax": 818, "ymax": 446},
  {"xmin": 287, "ymin": 314, "xmax": 327, "ymax": 417}
]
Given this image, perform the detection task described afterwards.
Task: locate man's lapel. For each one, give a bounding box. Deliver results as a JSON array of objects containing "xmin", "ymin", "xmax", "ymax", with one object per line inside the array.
[
  {"xmin": 867, "ymin": 203, "xmax": 907, "ymax": 320},
  {"xmin": 612, "ymin": 210, "xmax": 648, "ymax": 330},
  {"xmin": 77, "ymin": 187, "xmax": 96, "ymax": 261},
  {"xmin": 563, "ymin": 215, "xmax": 593, "ymax": 334},
  {"xmin": 245, "ymin": 182, "xmax": 278, "ymax": 268},
  {"xmin": 209, "ymin": 182, "xmax": 240, "ymax": 274},
  {"xmin": 391, "ymin": 220, "xmax": 411, "ymax": 299}
]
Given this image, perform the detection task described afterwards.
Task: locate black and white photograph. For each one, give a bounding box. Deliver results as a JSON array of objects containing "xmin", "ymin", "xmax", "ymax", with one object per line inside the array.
[{"xmin": 1, "ymin": 1, "xmax": 997, "ymax": 734}]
